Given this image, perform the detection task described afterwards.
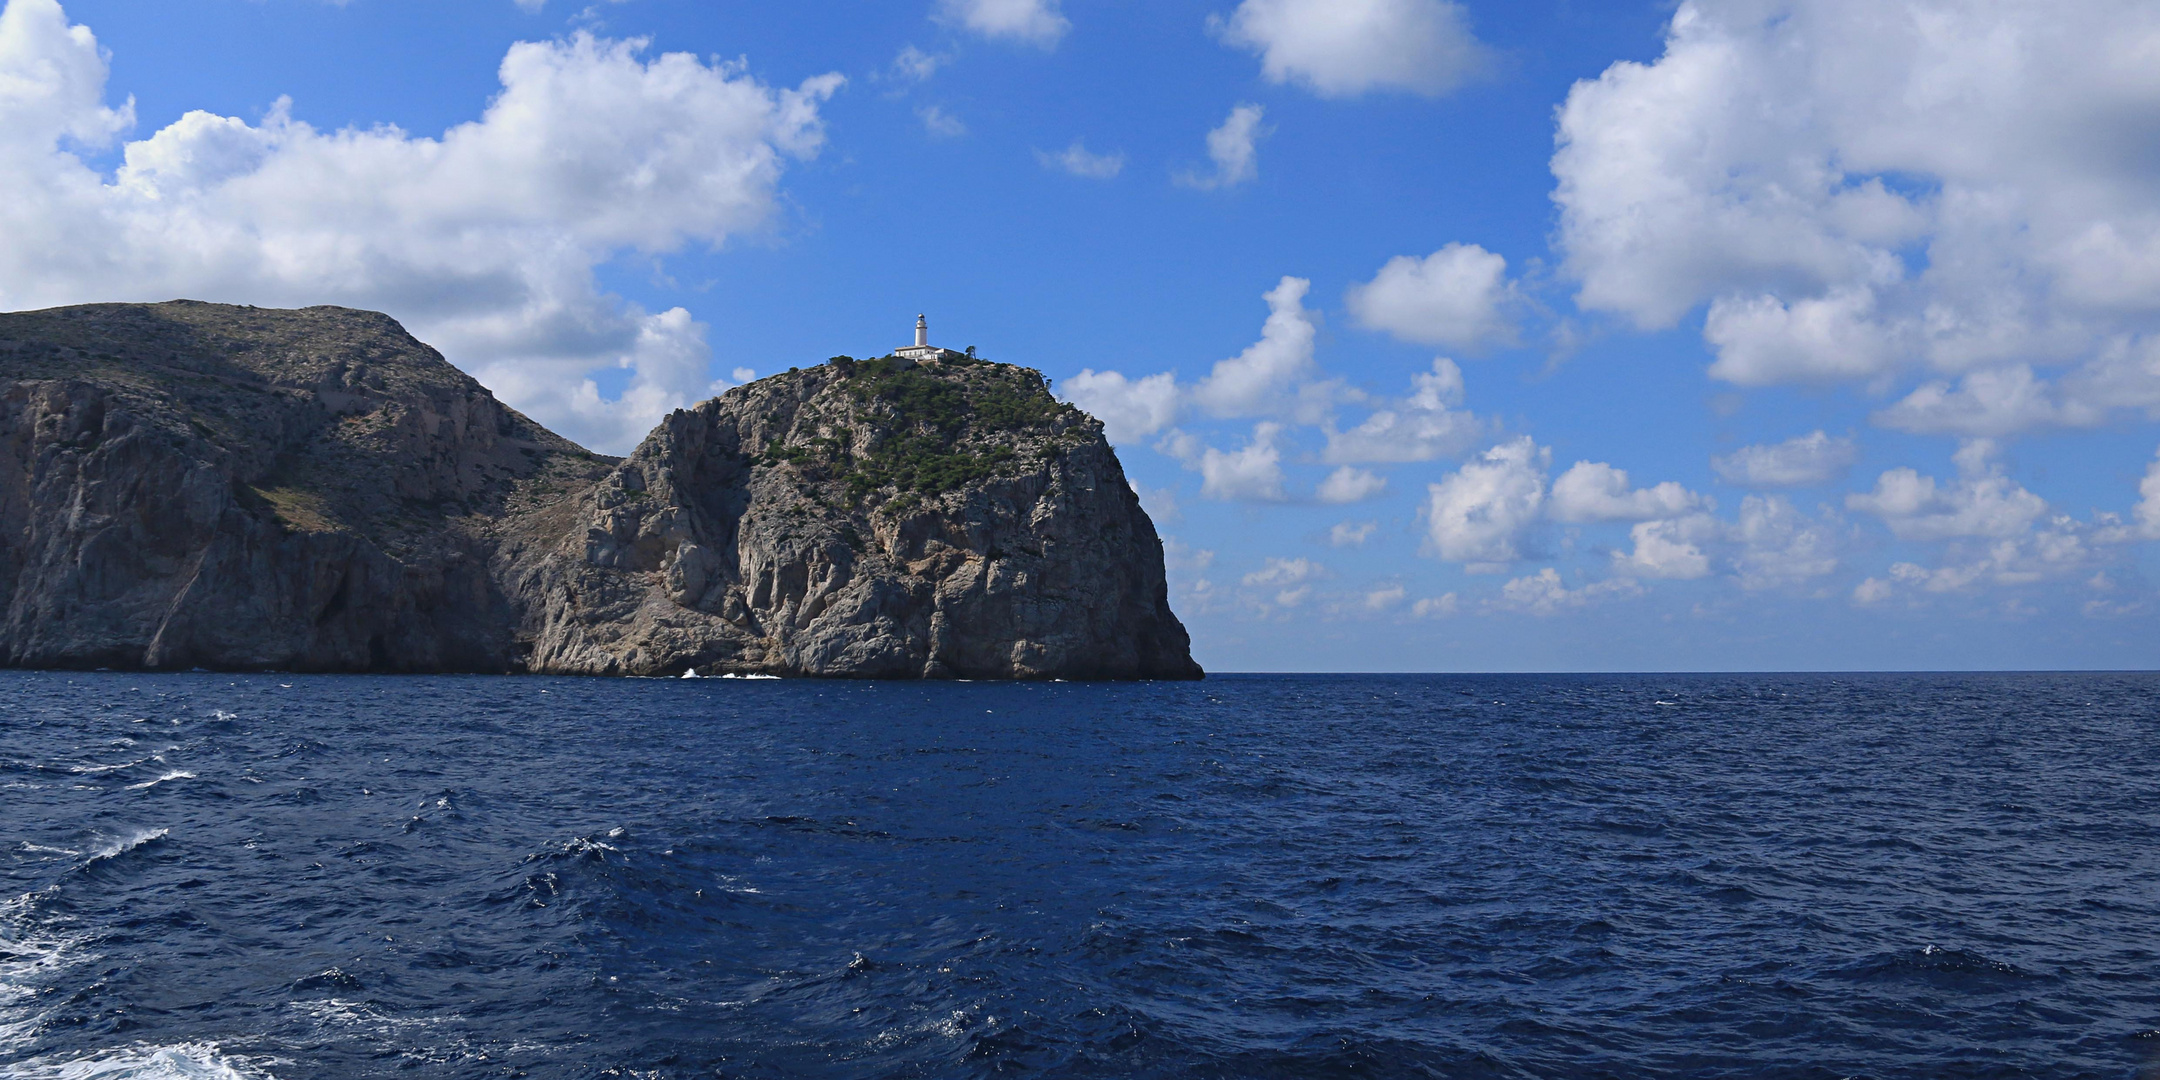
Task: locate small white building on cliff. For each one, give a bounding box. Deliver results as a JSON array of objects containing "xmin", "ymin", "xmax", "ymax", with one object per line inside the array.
[{"xmin": 893, "ymin": 314, "xmax": 965, "ymax": 366}]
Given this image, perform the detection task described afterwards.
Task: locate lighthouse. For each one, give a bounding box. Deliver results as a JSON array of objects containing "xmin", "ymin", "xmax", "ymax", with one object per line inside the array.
[{"xmin": 894, "ymin": 313, "xmax": 961, "ymax": 364}]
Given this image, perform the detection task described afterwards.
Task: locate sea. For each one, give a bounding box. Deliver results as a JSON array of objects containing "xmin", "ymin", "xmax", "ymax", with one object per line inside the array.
[{"xmin": 0, "ymin": 671, "xmax": 2155, "ymax": 1080}]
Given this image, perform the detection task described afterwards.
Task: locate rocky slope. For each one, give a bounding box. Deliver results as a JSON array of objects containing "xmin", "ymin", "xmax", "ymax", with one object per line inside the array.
[
  {"xmin": 0, "ymin": 303, "xmax": 1199, "ymax": 678},
  {"xmin": 500, "ymin": 354, "xmax": 1201, "ymax": 679},
  {"xmin": 0, "ymin": 301, "xmax": 611, "ymax": 672}
]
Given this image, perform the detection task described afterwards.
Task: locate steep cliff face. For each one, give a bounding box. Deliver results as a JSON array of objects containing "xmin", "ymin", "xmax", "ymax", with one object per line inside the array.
[
  {"xmin": 502, "ymin": 355, "xmax": 1201, "ymax": 679},
  {"xmin": 0, "ymin": 304, "xmax": 1200, "ymax": 678},
  {"xmin": 0, "ymin": 301, "xmax": 606, "ymax": 671}
]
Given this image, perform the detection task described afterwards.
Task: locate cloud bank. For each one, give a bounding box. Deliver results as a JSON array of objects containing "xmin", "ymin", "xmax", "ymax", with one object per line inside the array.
[{"xmin": 0, "ymin": 0, "xmax": 840, "ymax": 453}]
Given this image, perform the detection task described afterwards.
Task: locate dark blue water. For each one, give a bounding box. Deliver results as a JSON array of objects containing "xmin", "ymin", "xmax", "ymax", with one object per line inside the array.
[{"xmin": 2, "ymin": 672, "xmax": 2156, "ymax": 1079}]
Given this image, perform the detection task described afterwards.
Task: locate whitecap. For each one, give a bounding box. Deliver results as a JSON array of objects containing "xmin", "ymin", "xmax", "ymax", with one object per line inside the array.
[
  {"xmin": 0, "ymin": 894, "xmax": 98, "ymax": 1056},
  {"xmin": 67, "ymin": 759, "xmax": 147, "ymax": 776},
  {"xmin": 125, "ymin": 772, "xmax": 196, "ymax": 792},
  {"xmin": 84, "ymin": 828, "xmax": 168, "ymax": 864},
  {"xmin": 6, "ymin": 1041, "xmax": 277, "ymax": 1079}
]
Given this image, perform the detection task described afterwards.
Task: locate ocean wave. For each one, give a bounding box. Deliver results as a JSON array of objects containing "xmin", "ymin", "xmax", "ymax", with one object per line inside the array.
[
  {"xmin": 124, "ymin": 771, "xmax": 196, "ymax": 792},
  {"xmin": 0, "ymin": 894, "xmax": 95, "ymax": 1056},
  {"xmin": 5, "ymin": 1042, "xmax": 277, "ymax": 1080},
  {"xmin": 82, "ymin": 828, "xmax": 168, "ymax": 866}
]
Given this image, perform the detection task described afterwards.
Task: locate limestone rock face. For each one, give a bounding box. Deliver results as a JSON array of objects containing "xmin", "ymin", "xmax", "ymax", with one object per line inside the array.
[
  {"xmin": 0, "ymin": 301, "xmax": 607, "ymax": 671},
  {"xmin": 503, "ymin": 357, "xmax": 1201, "ymax": 679},
  {"xmin": 0, "ymin": 304, "xmax": 1200, "ymax": 679}
]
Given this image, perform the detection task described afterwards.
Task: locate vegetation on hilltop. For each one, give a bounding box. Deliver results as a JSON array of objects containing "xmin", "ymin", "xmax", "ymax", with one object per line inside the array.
[{"xmin": 757, "ymin": 355, "xmax": 1085, "ymax": 500}]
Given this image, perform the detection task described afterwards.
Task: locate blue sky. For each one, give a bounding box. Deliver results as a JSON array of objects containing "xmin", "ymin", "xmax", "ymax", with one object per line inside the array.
[{"xmin": 7, "ymin": 0, "xmax": 2160, "ymax": 671}]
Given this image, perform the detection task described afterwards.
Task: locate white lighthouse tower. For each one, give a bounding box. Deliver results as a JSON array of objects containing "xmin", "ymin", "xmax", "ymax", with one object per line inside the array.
[{"xmin": 894, "ymin": 313, "xmax": 961, "ymax": 365}]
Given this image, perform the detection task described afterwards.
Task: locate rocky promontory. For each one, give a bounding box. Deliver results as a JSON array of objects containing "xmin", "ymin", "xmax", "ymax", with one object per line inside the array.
[{"xmin": 0, "ymin": 302, "xmax": 1200, "ymax": 679}]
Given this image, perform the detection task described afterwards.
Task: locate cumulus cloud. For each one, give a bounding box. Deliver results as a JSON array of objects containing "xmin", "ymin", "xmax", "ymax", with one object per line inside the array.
[
  {"xmin": 2133, "ymin": 450, "xmax": 2160, "ymax": 540},
  {"xmin": 1191, "ymin": 275, "xmax": 1321, "ymax": 417},
  {"xmin": 1496, "ymin": 568, "xmax": 1643, "ymax": 615},
  {"xmin": 1410, "ymin": 593, "xmax": 1459, "ymax": 618},
  {"xmin": 1242, "ymin": 556, "xmax": 1324, "ymax": 587},
  {"xmin": 1322, "ymin": 358, "xmax": 1482, "ymax": 464},
  {"xmin": 1177, "ymin": 103, "xmax": 1266, "ymax": 190},
  {"xmin": 1061, "ymin": 369, "xmax": 1179, "ymax": 444},
  {"xmin": 1329, "ymin": 520, "xmax": 1378, "ymax": 547},
  {"xmin": 1846, "ymin": 465, "xmax": 2049, "ymax": 542},
  {"xmin": 1346, "ymin": 243, "xmax": 1517, "ymax": 349},
  {"xmin": 1423, "ymin": 436, "xmax": 1548, "ymax": 566},
  {"xmin": 1548, "ymin": 461, "xmax": 1701, "ymax": 523},
  {"xmin": 1712, "ymin": 431, "xmax": 1859, "ymax": 488},
  {"xmin": 1212, "ymin": 0, "xmax": 1488, "ymax": 98},
  {"xmin": 1551, "ymin": 0, "xmax": 2160, "ymax": 427},
  {"xmin": 1035, "ymin": 139, "xmax": 1123, "ymax": 179},
  {"xmin": 1317, "ymin": 465, "xmax": 1385, "ymax": 504},
  {"xmin": 1852, "ymin": 518, "xmax": 2102, "ymax": 603},
  {"xmin": 0, "ymin": 0, "xmax": 841, "ymax": 453},
  {"xmin": 1364, "ymin": 584, "xmax": 1406, "ymax": 611},
  {"xmin": 1611, "ymin": 514, "xmax": 1718, "ymax": 580},
  {"xmin": 1060, "ymin": 276, "xmax": 1335, "ymax": 443},
  {"xmin": 1730, "ymin": 495, "xmax": 1842, "ymax": 590},
  {"xmin": 1873, "ymin": 365, "xmax": 2105, "ymax": 438},
  {"xmin": 934, "ymin": 0, "xmax": 1068, "ymax": 48},
  {"xmin": 1168, "ymin": 423, "xmax": 1288, "ymax": 502}
]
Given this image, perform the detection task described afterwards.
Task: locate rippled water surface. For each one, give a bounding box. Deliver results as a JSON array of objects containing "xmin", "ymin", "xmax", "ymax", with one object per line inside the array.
[{"xmin": 2, "ymin": 672, "xmax": 2157, "ymax": 1079}]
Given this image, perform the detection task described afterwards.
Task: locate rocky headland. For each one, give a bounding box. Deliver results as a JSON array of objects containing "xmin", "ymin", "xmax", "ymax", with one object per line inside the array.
[{"xmin": 0, "ymin": 301, "xmax": 1199, "ymax": 679}]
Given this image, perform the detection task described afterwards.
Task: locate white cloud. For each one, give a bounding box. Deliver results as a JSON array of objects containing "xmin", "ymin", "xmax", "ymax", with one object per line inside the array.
[
  {"xmin": 0, "ymin": 1, "xmax": 841, "ymax": 454},
  {"xmin": 1323, "ymin": 358, "xmax": 1482, "ymax": 464},
  {"xmin": 1177, "ymin": 103, "xmax": 1267, "ymax": 191},
  {"xmin": 1873, "ymin": 365, "xmax": 2105, "ymax": 438},
  {"xmin": 1061, "ymin": 369, "xmax": 1179, "ymax": 443},
  {"xmin": 1191, "ymin": 275, "xmax": 1319, "ymax": 417},
  {"xmin": 917, "ymin": 105, "xmax": 965, "ymax": 137},
  {"xmin": 1548, "ymin": 461, "xmax": 1701, "ymax": 523},
  {"xmin": 1846, "ymin": 465, "xmax": 2048, "ymax": 542},
  {"xmin": 1364, "ymin": 584, "xmax": 1407, "ymax": 611},
  {"xmin": 1212, "ymin": 0, "xmax": 1488, "ymax": 99},
  {"xmin": 1346, "ymin": 243, "xmax": 1516, "ymax": 349},
  {"xmin": 1329, "ymin": 520, "xmax": 1378, "ymax": 547},
  {"xmin": 1059, "ymin": 276, "xmax": 1337, "ymax": 444},
  {"xmin": 1131, "ymin": 482, "xmax": 1180, "ymax": 523},
  {"xmin": 1173, "ymin": 422, "xmax": 1288, "ymax": 502},
  {"xmin": 1163, "ymin": 537, "xmax": 1215, "ymax": 573},
  {"xmin": 1551, "ymin": 0, "xmax": 2160, "ymax": 419},
  {"xmin": 1853, "ymin": 518, "xmax": 2102, "ymax": 603},
  {"xmin": 934, "ymin": 0, "xmax": 1068, "ymax": 48},
  {"xmin": 1243, "ymin": 556, "xmax": 1324, "ymax": 587},
  {"xmin": 1712, "ymin": 431, "xmax": 1858, "ymax": 488},
  {"xmin": 1423, "ymin": 436, "xmax": 1548, "ymax": 566},
  {"xmin": 1730, "ymin": 495, "xmax": 1842, "ymax": 590},
  {"xmin": 2134, "ymin": 450, "xmax": 2160, "ymax": 540},
  {"xmin": 1317, "ymin": 465, "xmax": 1386, "ymax": 504},
  {"xmin": 1035, "ymin": 139, "xmax": 1123, "ymax": 179},
  {"xmin": 1701, "ymin": 287, "xmax": 1903, "ymax": 386},
  {"xmin": 1410, "ymin": 593, "xmax": 1458, "ymax": 618},
  {"xmin": 1496, "ymin": 568, "xmax": 1642, "ymax": 615},
  {"xmin": 892, "ymin": 45, "xmax": 945, "ymax": 82},
  {"xmin": 1612, "ymin": 514, "xmax": 1718, "ymax": 580}
]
